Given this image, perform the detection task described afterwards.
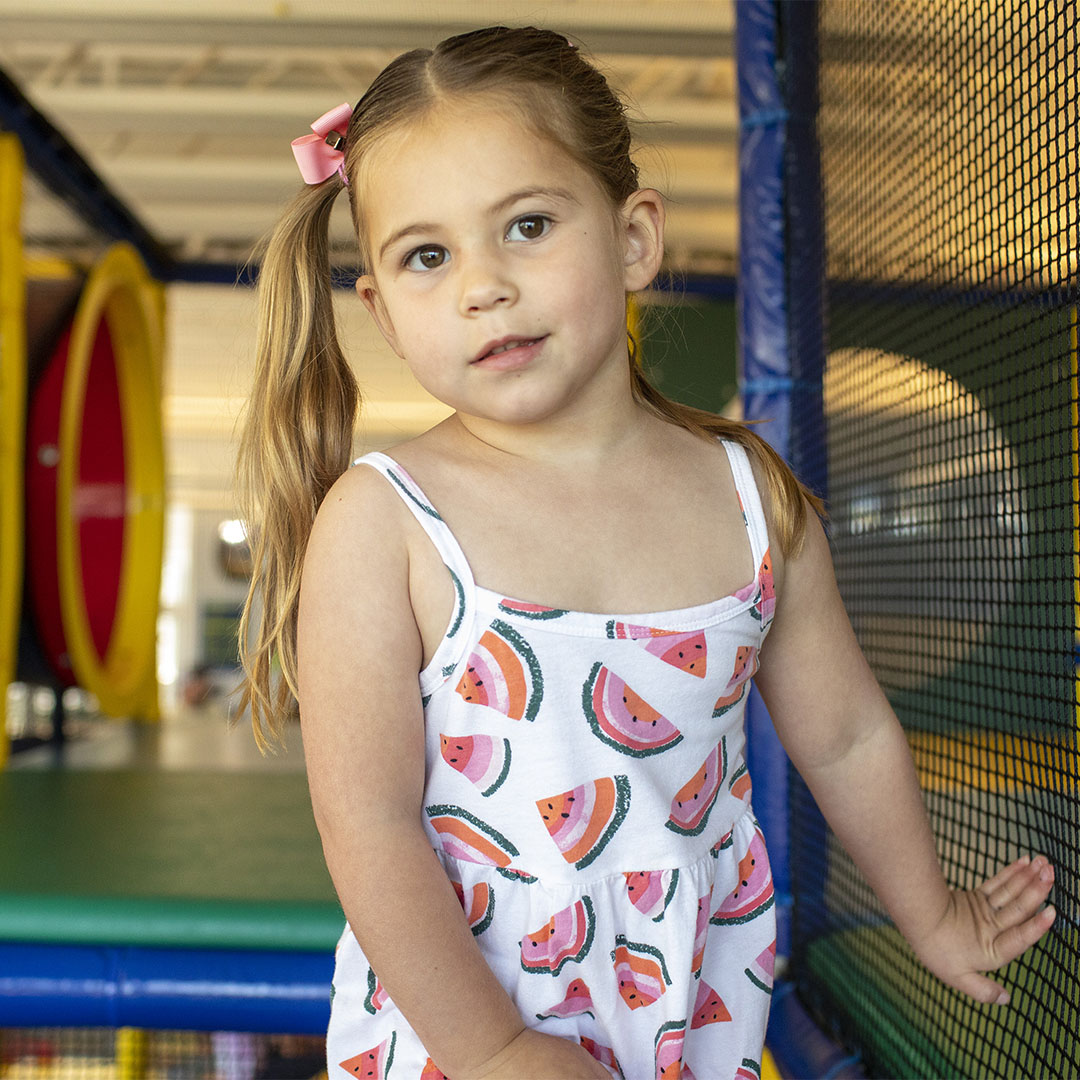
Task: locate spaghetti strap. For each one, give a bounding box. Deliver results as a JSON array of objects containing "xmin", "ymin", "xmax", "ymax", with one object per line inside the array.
[
  {"xmin": 721, "ymin": 440, "xmax": 770, "ymax": 568},
  {"xmin": 351, "ymin": 451, "xmax": 476, "ymax": 690}
]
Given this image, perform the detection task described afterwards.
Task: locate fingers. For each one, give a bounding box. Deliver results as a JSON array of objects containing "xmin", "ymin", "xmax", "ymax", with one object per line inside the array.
[
  {"xmin": 981, "ymin": 855, "xmax": 1054, "ymax": 926},
  {"xmin": 978, "ymin": 855, "xmax": 1032, "ymax": 895},
  {"xmin": 948, "ymin": 897, "xmax": 1055, "ymax": 1005},
  {"xmin": 992, "ymin": 902, "xmax": 1057, "ymax": 966},
  {"xmin": 951, "ymin": 970, "xmax": 1010, "ymax": 1006}
]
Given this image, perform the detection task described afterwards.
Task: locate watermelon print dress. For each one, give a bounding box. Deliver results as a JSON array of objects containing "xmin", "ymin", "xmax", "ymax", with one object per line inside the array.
[{"xmin": 327, "ymin": 441, "xmax": 777, "ymax": 1080}]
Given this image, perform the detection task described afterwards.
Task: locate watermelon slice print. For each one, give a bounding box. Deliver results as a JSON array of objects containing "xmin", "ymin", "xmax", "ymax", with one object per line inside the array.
[
  {"xmin": 606, "ymin": 620, "xmax": 669, "ymax": 638},
  {"xmin": 611, "ymin": 934, "xmax": 672, "ymax": 1009},
  {"xmin": 712, "ymin": 646, "xmax": 758, "ymax": 716},
  {"xmin": 451, "ymin": 880, "xmax": 495, "ymax": 936},
  {"xmin": 583, "ymin": 664, "xmax": 683, "ymax": 756},
  {"xmin": 338, "ymin": 1031, "xmax": 395, "ymax": 1077},
  {"xmin": 455, "ymin": 619, "xmax": 543, "ymax": 721},
  {"xmin": 691, "ymin": 887, "xmax": 712, "ymax": 978},
  {"xmin": 665, "ymin": 738, "xmax": 727, "ymax": 836},
  {"xmin": 745, "ymin": 940, "xmax": 776, "ymax": 994},
  {"xmin": 425, "ymin": 804, "xmax": 519, "ymax": 869},
  {"xmin": 537, "ymin": 775, "xmax": 631, "ymax": 870},
  {"xmin": 520, "ymin": 897, "xmax": 596, "ymax": 975},
  {"xmin": 495, "ymin": 865, "xmax": 538, "ymax": 884},
  {"xmin": 535, "ymin": 977, "xmax": 596, "ymax": 1020},
  {"xmin": 642, "ymin": 630, "xmax": 706, "ymax": 677},
  {"xmin": 624, "ymin": 869, "xmax": 679, "ymax": 922},
  {"xmin": 498, "ymin": 598, "xmax": 569, "ymax": 620},
  {"xmin": 710, "ymin": 826, "xmax": 774, "ymax": 926},
  {"xmin": 690, "ymin": 978, "xmax": 731, "ymax": 1027},
  {"xmin": 362, "ymin": 967, "xmax": 387, "ymax": 1014},
  {"xmin": 755, "ymin": 550, "xmax": 775, "ymax": 623},
  {"xmin": 728, "ymin": 763, "xmax": 752, "ymax": 804},
  {"xmin": 735, "ymin": 1059, "xmax": 761, "ymax": 1080},
  {"xmin": 420, "ymin": 1059, "xmax": 447, "ymax": 1080},
  {"xmin": 439, "ymin": 733, "xmax": 511, "ymax": 797},
  {"xmin": 710, "ymin": 829, "xmax": 734, "ymax": 858},
  {"xmin": 653, "ymin": 1019, "xmax": 686, "ymax": 1079},
  {"xmin": 606, "ymin": 624, "xmax": 707, "ymax": 678},
  {"xmin": 580, "ymin": 1038, "xmax": 624, "ymax": 1078},
  {"xmin": 736, "ymin": 550, "xmax": 776, "ymax": 626}
]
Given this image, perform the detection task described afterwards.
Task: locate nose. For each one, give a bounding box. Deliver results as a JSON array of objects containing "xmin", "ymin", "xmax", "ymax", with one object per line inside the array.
[{"xmin": 457, "ymin": 253, "xmax": 518, "ymax": 316}]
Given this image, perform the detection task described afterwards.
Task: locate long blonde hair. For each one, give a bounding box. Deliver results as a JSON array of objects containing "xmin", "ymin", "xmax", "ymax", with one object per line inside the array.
[{"xmin": 237, "ymin": 26, "xmax": 823, "ymax": 751}]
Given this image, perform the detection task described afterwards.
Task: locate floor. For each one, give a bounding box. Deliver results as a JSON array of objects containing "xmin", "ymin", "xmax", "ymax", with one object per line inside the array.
[{"xmin": 6, "ymin": 697, "xmax": 306, "ymax": 773}]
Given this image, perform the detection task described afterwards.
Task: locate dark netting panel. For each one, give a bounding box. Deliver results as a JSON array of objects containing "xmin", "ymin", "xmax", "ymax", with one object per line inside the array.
[{"xmin": 787, "ymin": 2, "xmax": 1079, "ymax": 1077}]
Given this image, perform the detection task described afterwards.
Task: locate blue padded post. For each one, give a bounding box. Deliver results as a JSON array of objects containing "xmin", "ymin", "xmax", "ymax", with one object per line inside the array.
[
  {"xmin": 777, "ymin": 0, "xmax": 831, "ymax": 949},
  {"xmin": 736, "ymin": 0, "xmax": 795, "ymax": 958},
  {"xmin": 736, "ymin": 0, "xmax": 829, "ymax": 960},
  {"xmin": 0, "ymin": 942, "xmax": 333, "ymax": 1034},
  {"xmin": 781, "ymin": 0, "xmax": 828, "ymax": 499}
]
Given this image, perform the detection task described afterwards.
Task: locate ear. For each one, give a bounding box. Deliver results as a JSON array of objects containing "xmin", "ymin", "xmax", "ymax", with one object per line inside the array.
[
  {"xmin": 619, "ymin": 189, "xmax": 665, "ymax": 292},
  {"xmin": 355, "ymin": 273, "xmax": 403, "ymax": 358}
]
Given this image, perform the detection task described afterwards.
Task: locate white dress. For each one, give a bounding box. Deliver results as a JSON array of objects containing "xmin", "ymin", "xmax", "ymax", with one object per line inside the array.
[{"xmin": 327, "ymin": 441, "xmax": 777, "ymax": 1080}]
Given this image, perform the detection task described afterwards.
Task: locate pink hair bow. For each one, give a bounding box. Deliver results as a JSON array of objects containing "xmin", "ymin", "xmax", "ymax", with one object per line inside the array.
[{"xmin": 291, "ymin": 102, "xmax": 352, "ymax": 184}]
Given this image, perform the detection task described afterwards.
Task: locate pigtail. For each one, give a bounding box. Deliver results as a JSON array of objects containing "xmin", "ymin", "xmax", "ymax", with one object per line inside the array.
[
  {"xmin": 627, "ymin": 358, "xmax": 825, "ymax": 558},
  {"xmin": 237, "ymin": 179, "xmax": 360, "ymax": 751}
]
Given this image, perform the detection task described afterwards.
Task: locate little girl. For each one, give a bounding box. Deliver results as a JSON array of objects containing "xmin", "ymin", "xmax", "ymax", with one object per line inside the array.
[{"xmin": 238, "ymin": 26, "xmax": 1056, "ymax": 1080}]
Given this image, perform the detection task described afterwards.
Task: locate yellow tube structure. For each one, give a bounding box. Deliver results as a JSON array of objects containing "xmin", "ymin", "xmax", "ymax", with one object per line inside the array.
[
  {"xmin": 0, "ymin": 135, "xmax": 27, "ymax": 768},
  {"xmin": 54, "ymin": 243, "xmax": 165, "ymax": 718}
]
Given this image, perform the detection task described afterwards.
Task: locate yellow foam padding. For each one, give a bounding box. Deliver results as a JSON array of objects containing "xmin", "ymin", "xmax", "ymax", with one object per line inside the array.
[
  {"xmin": 56, "ymin": 242, "xmax": 165, "ymax": 718},
  {"xmin": 760, "ymin": 1047, "xmax": 782, "ymax": 1080},
  {"xmin": 908, "ymin": 728, "xmax": 1078, "ymax": 794},
  {"xmin": 115, "ymin": 1028, "xmax": 148, "ymax": 1080},
  {"xmin": 0, "ymin": 134, "xmax": 27, "ymax": 769},
  {"xmin": 24, "ymin": 254, "xmax": 78, "ymax": 281}
]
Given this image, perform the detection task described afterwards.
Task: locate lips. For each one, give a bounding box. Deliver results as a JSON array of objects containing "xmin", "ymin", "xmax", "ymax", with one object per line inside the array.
[{"xmin": 474, "ymin": 335, "xmax": 545, "ymax": 363}]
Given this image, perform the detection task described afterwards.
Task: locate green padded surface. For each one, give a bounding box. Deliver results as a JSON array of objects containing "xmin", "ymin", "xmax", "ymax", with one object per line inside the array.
[{"xmin": 0, "ymin": 770, "xmax": 343, "ymax": 950}]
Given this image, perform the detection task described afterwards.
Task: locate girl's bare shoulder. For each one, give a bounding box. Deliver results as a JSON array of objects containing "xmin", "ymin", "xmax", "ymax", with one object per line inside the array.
[
  {"xmin": 305, "ymin": 459, "xmax": 421, "ymax": 585},
  {"xmin": 317, "ymin": 457, "xmax": 410, "ymax": 525}
]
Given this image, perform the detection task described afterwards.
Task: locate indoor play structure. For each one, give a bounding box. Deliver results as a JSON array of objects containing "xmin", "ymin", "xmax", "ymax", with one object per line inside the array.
[
  {"xmin": 0, "ymin": 2, "xmax": 1077, "ymax": 1078},
  {"xmin": 0, "ymin": 138, "xmax": 163, "ymax": 763}
]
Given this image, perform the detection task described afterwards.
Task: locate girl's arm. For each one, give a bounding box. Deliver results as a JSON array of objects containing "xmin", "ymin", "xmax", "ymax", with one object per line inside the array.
[
  {"xmin": 297, "ymin": 467, "xmax": 608, "ymax": 1080},
  {"xmin": 753, "ymin": 510, "xmax": 1056, "ymax": 1005}
]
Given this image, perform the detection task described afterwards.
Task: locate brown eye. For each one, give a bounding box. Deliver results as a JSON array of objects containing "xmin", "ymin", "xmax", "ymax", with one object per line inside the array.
[
  {"xmin": 405, "ymin": 246, "xmax": 448, "ymax": 271},
  {"xmin": 507, "ymin": 215, "xmax": 551, "ymax": 242}
]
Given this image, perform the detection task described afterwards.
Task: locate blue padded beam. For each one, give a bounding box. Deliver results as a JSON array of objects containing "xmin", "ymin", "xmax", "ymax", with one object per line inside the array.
[{"xmin": 0, "ymin": 942, "xmax": 333, "ymax": 1034}]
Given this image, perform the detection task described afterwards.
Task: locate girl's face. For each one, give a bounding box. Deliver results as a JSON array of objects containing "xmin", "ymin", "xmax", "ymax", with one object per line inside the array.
[{"xmin": 354, "ymin": 101, "xmax": 663, "ymax": 431}]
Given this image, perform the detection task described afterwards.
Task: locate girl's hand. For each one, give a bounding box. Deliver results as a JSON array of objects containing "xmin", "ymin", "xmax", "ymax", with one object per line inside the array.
[
  {"xmin": 911, "ymin": 855, "xmax": 1056, "ymax": 1005},
  {"xmin": 462, "ymin": 1028, "xmax": 614, "ymax": 1079}
]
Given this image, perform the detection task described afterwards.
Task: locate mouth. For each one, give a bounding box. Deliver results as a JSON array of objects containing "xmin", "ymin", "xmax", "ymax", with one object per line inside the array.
[{"xmin": 474, "ymin": 335, "xmax": 546, "ymax": 363}]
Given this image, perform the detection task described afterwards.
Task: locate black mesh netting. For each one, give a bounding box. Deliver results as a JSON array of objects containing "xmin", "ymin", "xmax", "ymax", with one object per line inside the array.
[{"xmin": 786, "ymin": 2, "xmax": 1079, "ymax": 1078}]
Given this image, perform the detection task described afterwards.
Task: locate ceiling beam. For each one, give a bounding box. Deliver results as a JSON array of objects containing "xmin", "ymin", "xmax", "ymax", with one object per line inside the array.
[
  {"xmin": 0, "ymin": 9, "xmax": 732, "ymax": 58},
  {"xmin": 24, "ymin": 83, "xmax": 735, "ymax": 138},
  {"xmin": 86, "ymin": 149, "xmax": 735, "ymax": 205}
]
